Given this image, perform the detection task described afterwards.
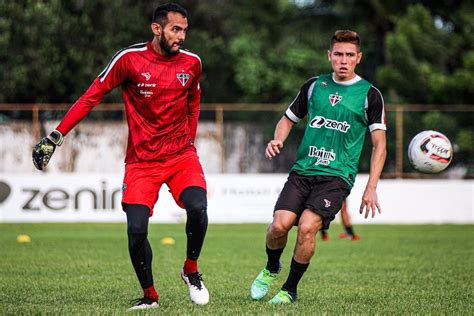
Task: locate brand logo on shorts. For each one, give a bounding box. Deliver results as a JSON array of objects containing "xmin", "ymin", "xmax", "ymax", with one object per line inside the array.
[
  {"xmin": 308, "ymin": 146, "xmax": 336, "ymax": 166},
  {"xmin": 329, "ymin": 93, "xmax": 343, "ymax": 106},
  {"xmin": 309, "ymin": 116, "xmax": 351, "ymax": 133},
  {"xmin": 323, "ymin": 199, "xmax": 331, "ymax": 208}
]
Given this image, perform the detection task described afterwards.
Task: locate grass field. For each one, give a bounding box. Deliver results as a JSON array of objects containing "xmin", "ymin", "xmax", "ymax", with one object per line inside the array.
[{"xmin": 0, "ymin": 223, "xmax": 472, "ymax": 314}]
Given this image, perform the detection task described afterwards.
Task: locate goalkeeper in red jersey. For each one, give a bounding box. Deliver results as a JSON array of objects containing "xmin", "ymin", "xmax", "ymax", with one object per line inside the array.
[{"xmin": 32, "ymin": 3, "xmax": 209, "ymax": 310}]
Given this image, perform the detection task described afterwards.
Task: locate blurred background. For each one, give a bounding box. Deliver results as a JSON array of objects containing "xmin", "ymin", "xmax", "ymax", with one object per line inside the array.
[
  {"xmin": 0, "ymin": 0, "xmax": 472, "ymax": 176},
  {"xmin": 0, "ymin": 0, "xmax": 472, "ymax": 223}
]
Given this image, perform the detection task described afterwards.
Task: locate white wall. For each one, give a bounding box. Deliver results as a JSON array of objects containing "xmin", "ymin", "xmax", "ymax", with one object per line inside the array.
[
  {"xmin": 0, "ymin": 122, "xmax": 248, "ymax": 174},
  {"xmin": 0, "ymin": 173, "xmax": 472, "ymax": 224},
  {"xmin": 347, "ymin": 176, "xmax": 473, "ymax": 224}
]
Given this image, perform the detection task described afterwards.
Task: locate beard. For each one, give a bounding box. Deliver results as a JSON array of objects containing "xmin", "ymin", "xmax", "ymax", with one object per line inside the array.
[{"xmin": 159, "ymin": 34, "xmax": 182, "ymax": 56}]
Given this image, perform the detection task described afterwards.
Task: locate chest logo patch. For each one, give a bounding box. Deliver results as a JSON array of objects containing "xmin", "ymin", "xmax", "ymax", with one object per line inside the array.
[
  {"xmin": 141, "ymin": 72, "xmax": 151, "ymax": 81},
  {"xmin": 177, "ymin": 72, "xmax": 190, "ymax": 87},
  {"xmin": 329, "ymin": 93, "xmax": 343, "ymax": 106}
]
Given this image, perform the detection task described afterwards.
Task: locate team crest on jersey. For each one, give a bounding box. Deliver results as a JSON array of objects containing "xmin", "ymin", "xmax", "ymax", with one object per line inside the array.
[
  {"xmin": 177, "ymin": 72, "xmax": 190, "ymax": 87},
  {"xmin": 329, "ymin": 93, "xmax": 343, "ymax": 106},
  {"xmin": 141, "ymin": 72, "xmax": 151, "ymax": 81}
]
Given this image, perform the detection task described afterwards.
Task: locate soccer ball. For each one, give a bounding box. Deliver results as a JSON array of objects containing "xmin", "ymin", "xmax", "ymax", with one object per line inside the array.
[{"xmin": 408, "ymin": 130, "xmax": 453, "ymax": 173}]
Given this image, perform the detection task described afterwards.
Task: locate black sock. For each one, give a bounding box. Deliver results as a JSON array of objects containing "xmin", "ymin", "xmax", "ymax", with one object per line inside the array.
[
  {"xmin": 321, "ymin": 230, "xmax": 328, "ymax": 237},
  {"xmin": 265, "ymin": 246, "xmax": 284, "ymax": 273},
  {"xmin": 126, "ymin": 204, "xmax": 154, "ymax": 288},
  {"xmin": 345, "ymin": 225, "xmax": 354, "ymax": 235},
  {"xmin": 282, "ymin": 257, "xmax": 309, "ymax": 295},
  {"xmin": 180, "ymin": 187, "xmax": 208, "ymax": 260}
]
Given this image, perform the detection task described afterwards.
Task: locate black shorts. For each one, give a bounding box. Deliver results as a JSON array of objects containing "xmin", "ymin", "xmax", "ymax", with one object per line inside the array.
[{"xmin": 274, "ymin": 172, "xmax": 351, "ymax": 230}]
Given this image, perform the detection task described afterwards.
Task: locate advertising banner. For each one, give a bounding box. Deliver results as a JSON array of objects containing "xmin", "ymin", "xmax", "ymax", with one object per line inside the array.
[
  {"xmin": 0, "ymin": 174, "xmax": 472, "ymax": 224},
  {"xmin": 0, "ymin": 174, "xmax": 285, "ymax": 223}
]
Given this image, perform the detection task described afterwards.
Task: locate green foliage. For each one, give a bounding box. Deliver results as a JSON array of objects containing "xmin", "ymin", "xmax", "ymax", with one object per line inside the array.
[
  {"xmin": 0, "ymin": 223, "xmax": 473, "ymax": 314},
  {"xmin": 422, "ymin": 112, "xmax": 457, "ymax": 135},
  {"xmin": 374, "ymin": 3, "xmax": 473, "ymax": 172},
  {"xmin": 228, "ymin": 33, "xmax": 320, "ymax": 102},
  {"xmin": 434, "ymin": 51, "xmax": 474, "ymax": 103},
  {"xmin": 377, "ymin": 3, "xmax": 473, "ymax": 104},
  {"xmin": 0, "ymin": 0, "xmax": 149, "ymax": 103},
  {"xmin": 377, "ymin": 5, "xmax": 447, "ymax": 103},
  {"xmin": 454, "ymin": 127, "xmax": 474, "ymax": 174},
  {"xmin": 2, "ymin": 1, "xmax": 472, "ymax": 105},
  {"xmin": 190, "ymin": 0, "xmax": 322, "ymax": 102},
  {"xmin": 457, "ymin": 129, "xmax": 473, "ymax": 152}
]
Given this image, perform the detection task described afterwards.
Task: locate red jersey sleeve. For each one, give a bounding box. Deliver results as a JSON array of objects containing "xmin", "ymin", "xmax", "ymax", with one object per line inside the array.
[
  {"xmin": 56, "ymin": 52, "xmax": 130, "ymax": 135},
  {"xmin": 187, "ymin": 60, "xmax": 202, "ymax": 141}
]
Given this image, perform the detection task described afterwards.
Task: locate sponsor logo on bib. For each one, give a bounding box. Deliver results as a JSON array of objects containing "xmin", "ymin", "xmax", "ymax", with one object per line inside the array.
[
  {"xmin": 309, "ymin": 116, "xmax": 351, "ymax": 133},
  {"xmin": 308, "ymin": 146, "xmax": 336, "ymax": 165}
]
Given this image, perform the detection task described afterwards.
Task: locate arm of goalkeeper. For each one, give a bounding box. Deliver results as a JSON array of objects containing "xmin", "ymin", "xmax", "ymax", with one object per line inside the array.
[{"xmin": 32, "ymin": 130, "xmax": 64, "ymax": 171}]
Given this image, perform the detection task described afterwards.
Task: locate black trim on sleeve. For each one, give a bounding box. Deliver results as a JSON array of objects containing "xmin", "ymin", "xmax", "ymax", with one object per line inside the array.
[
  {"xmin": 287, "ymin": 77, "xmax": 318, "ymax": 121},
  {"xmin": 366, "ymin": 86, "xmax": 385, "ymax": 126}
]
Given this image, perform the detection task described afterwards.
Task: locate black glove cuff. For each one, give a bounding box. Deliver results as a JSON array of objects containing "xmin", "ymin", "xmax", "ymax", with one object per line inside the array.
[{"xmin": 47, "ymin": 130, "xmax": 64, "ymax": 146}]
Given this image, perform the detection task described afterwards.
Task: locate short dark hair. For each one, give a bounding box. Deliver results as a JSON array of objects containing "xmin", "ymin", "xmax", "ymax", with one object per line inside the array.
[
  {"xmin": 330, "ymin": 30, "xmax": 361, "ymax": 51},
  {"xmin": 153, "ymin": 3, "xmax": 188, "ymax": 27}
]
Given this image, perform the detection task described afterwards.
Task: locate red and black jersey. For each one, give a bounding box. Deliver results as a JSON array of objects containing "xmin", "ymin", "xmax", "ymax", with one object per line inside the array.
[{"xmin": 56, "ymin": 41, "xmax": 202, "ymax": 163}]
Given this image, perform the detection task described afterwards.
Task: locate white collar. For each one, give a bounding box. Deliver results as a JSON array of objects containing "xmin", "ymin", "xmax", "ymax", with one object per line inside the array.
[{"xmin": 332, "ymin": 73, "xmax": 362, "ymax": 85}]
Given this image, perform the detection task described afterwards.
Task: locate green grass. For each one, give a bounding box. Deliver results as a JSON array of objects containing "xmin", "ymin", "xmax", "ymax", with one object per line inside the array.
[{"xmin": 0, "ymin": 223, "xmax": 472, "ymax": 315}]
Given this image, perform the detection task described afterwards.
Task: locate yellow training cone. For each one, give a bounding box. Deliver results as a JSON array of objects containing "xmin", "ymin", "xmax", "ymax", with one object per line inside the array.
[
  {"xmin": 161, "ymin": 237, "xmax": 175, "ymax": 245},
  {"xmin": 17, "ymin": 234, "xmax": 31, "ymax": 243}
]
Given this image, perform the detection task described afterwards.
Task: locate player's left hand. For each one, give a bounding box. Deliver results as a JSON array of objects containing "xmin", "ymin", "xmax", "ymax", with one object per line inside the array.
[{"xmin": 359, "ymin": 187, "xmax": 381, "ymax": 219}]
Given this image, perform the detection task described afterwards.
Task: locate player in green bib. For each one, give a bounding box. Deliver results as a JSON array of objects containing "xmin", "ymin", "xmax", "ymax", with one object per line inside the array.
[{"xmin": 251, "ymin": 30, "xmax": 387, "ymax": 304}]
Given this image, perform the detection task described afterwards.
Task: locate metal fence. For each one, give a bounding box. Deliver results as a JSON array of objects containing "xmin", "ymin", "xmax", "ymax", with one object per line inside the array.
[{"xmin": 0, "ymin": 103, "xmax": 472, "ymax": 178}]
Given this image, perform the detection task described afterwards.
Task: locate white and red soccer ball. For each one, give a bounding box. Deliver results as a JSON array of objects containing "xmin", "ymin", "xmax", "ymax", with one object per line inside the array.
[{"xmin": 408, "ymin": 130, "xmax": 453, "ymax": 173}]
